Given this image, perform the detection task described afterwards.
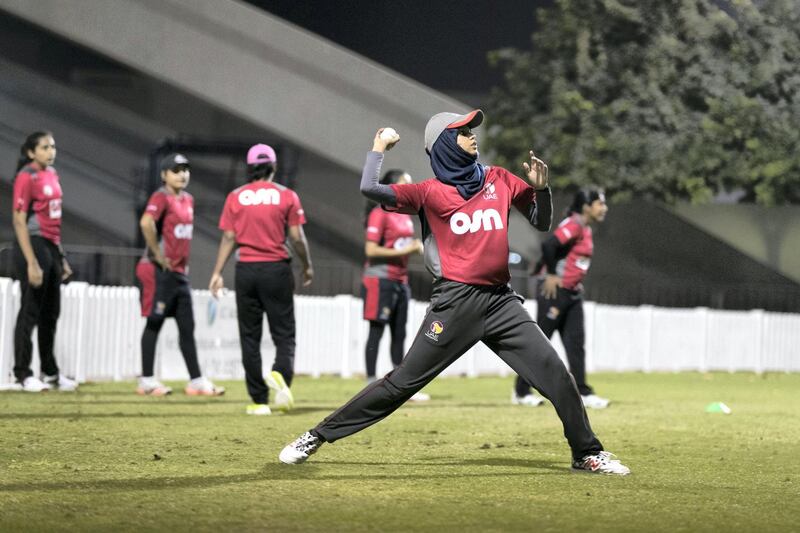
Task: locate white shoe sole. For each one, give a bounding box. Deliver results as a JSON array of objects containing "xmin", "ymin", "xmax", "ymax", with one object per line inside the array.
[
  {"xmin": 582, "ymin": 401, "xmax": 610, "ymax": 409},
  {"xmin": 571, "ymin": 467, "xmax": 630, "ymax": 476},
  {"xmin": 512, "ymin": 396, "xmax": 545, "ymax": 407},
  {"xmin": 246, "ymin": 406, "xmax": 272, "ymax": 416},
  {"xmin": 23, "ymin": 385, "xmax": 51, "ymax": 392}
]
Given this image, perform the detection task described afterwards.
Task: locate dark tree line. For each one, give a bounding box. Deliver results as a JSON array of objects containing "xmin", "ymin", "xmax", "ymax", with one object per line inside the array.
[{"xmin": 486, "ymin": 0, "xmax": 800, "ymax": 205}]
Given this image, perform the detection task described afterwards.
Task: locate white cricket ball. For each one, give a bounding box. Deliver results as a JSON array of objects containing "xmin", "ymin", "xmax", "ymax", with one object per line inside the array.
[{"xmin": 380, "ymin": 128, "xmax": 398, "ymax": 142}]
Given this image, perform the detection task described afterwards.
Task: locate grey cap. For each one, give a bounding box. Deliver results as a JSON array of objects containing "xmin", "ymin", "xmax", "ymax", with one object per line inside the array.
[
  {"xmin": 160, "ymin": 153, "xmax": 190, "ymax": 171},
  {"xmin": 424, "ymin": 109, "xmax": 484, "ymax": 153}
]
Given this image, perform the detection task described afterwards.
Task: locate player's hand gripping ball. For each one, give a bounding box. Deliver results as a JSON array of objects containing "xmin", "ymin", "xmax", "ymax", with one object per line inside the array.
[{"xmin": 380, "ymin": 128, "xmax": 399, "ymax": 143}]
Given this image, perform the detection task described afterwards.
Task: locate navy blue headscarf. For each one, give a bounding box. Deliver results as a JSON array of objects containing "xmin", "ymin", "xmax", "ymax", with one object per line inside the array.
[{"xmin": 429, "ymin": 128, "xmax": 486, "ymax": 200}]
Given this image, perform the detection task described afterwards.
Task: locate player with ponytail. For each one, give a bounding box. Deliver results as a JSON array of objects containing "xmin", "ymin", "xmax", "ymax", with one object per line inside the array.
[{"xmin": 512, "ymin": 186, "xmax": 610, "ymax": 409}]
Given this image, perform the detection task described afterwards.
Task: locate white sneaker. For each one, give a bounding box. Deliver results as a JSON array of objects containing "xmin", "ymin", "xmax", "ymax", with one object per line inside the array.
[
  {"xmin": 409, "ymin": 391, "xmax": 430, "ymax": 402},
  {"xmin": 246, "ymin": 404, "xmax": 272, "ymax": 416},
  {"xmin": 184, "ymin": 377, "xmax": 225, "ymax": 396},
  {"xmin": 266, "ymin": 371, "xmax": 294, "ymax": 412},
  {"xmin": 279, "ymin": 431, "xmax": 323, "ymax": 464},
  {"xmin": 511, "ymin": 391, "xmax": 545, "ymax": 406},
  {"xmin": 136, "ymin": 377, "xmax": 172, "ymax": 396},
  {"xmin": 21, "ymin": 376, "xmax": 50, "ymax": 392},
  {"xmin": 43, "ymin": 374, "xmax": 78, "ymax": 392},
  {"xmin": 572, "ymin": 451, "xmax": 630, "ymax": 475},
  {"xmin": 581, "ymin": 394, "xmax": 610, "ymax": 409}
]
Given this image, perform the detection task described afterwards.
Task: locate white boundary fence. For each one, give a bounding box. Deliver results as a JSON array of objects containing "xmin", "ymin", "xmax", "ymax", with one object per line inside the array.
[{"xmin": 1, "ymin": 277, "xmax": 798, "ymax": 385}]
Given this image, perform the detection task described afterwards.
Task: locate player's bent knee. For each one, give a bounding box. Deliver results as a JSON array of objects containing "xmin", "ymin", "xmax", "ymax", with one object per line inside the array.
[{"xmin": 382, "ymin": 373, "xmax": 423, "ymax": 398}]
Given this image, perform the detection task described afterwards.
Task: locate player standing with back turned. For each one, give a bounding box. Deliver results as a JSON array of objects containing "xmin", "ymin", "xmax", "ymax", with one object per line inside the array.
[
  {"xmin": 209, "ymin": 144, "xmax": 313, "ymax": 416},
  {"xmin": 279, "ymin": 110, "xmax": 630, "ymax": 475}
]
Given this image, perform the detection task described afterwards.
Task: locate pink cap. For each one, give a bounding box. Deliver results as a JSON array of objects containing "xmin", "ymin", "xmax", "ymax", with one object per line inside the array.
[{"xmin": 247, "ymin": 144, "xmax": 277, "ymax": 165}]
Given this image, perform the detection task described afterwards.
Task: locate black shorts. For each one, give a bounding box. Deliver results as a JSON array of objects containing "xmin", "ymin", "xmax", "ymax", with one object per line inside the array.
[
  {"xmin": 361, "ymin": 277, "xmax": 409, "ymax": 323},
  {"xmin": 135, "ymin": 260, "xmax": 191, "ymax": 318}
]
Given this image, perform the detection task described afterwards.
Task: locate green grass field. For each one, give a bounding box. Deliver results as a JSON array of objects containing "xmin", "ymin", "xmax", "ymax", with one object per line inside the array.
[{"xmin": 1, "ymin": 373, "xmax": 798, "ymax": 532}]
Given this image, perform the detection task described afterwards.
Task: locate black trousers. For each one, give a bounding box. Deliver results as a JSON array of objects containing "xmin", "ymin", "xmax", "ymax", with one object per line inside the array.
[
  {"xmin": 138, "ymin": 268, "xmax": 201, "ymax": 379},
  {"xmin": 13, "ymin": 237, "xmax": 63, "ymax": 382},
  {"xmin": 315, "ymin": 280, "xmax": 603, "ymax": 461},
  {"xmin": 515, "ymin": 285, "xmax": 593, "ymax": 397},
  {"xmin": 235, "ymin": 261, "xmax": 296, "ymax": 404},
  {"xmin": 363, "ymin": 280, "xmax": 409, "ymax": 378}
]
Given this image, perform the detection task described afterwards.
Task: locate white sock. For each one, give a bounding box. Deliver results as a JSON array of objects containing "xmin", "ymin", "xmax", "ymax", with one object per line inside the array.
[
  {"xmin": 140, "ymin": 376, "xmax": 158, "ymax": 387},
  {"xmin": 189, "ymin": 377, "xmax": 207, "ymax": 387}
]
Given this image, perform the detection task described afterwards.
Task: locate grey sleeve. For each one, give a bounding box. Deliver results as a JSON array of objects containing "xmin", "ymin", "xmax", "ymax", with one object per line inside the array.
[
  {"xmin": 523, "ymin": 186, "xmax": 553, "ymax": 231},
  {"xmin": 359, "ymin": 151, "xmax": 397, "ymax": 206}
]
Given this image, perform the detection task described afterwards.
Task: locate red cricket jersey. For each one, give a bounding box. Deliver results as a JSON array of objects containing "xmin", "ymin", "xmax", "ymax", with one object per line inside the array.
[
  {"xmin": 364, "ymin": 206, "xmax": 415, "ymax": 283},
  {"xmin": 552, "ymin": 214, "xmax": 593, "ymax": 290},
  {"xmin": 219, "ymin": 181, "xmax": 306, "ymax": 262},
  {"xmin": 142, "ymin": 188, "xmax": 194, "ymax": 274},
  {"xmin": 390, "ymin": 166, "xmax": 536, "ymax": 286},
  {"xmin": 12, "ymin": 164, "xmax": 63, "ymax": 245}
]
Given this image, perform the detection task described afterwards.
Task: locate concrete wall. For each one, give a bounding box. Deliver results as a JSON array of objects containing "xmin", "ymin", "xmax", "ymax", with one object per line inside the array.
[{"xmin": 0, "ymin": 0, "xmax": 469, "ymax": 181}]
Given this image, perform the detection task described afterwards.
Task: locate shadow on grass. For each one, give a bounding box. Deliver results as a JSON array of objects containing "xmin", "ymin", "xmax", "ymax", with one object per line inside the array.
[
  {"xmin": 278, "ymin": 457, "xmax": 569, "ymax": 476},
  {"xmin": 397, "ymin": 402, "xmax": 526, "ymax": 409},
  {"xmin": 0, "ymin": 458, "xmax": 565, "ymax": 493},
  {"xmin": 0, "ymin": 406, "xmax": 338, "ymax": 419},
  {"xmin": 49, "ymin": 399, "xmax": 243, "ymax": 405},
  {"xmin": 0, "ymin": 472, "xmax": 267, "ymax": 493},
  {"xmin": 0, "ymin": 412, "xmax": 240, "ymax": 419}
]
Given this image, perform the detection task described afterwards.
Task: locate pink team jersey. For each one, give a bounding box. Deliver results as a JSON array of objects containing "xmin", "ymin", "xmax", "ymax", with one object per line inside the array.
[
  {"xmin": 552, "ymin": 214, "xmax": 593, "ymax": 290},
  {"xmin": 364, "ymin": 207, "xmax": 415, "ymax": 283},
  {"xmin": 142, "ymin": 188, "xmax": 194, "ymax": 274},
  {"xmin": 390, "ymin": 166, "xmax": 536, "ymax": 286},
  {"xmin": 13, "ymin": 164, "xmax": 63, "ymax": 245},
  {"xmin": 219, "ymin": 181, "xmax": 306, "ymax": 262}
]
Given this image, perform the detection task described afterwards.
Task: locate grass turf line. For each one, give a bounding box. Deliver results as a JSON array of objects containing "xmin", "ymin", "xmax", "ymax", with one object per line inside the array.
[{"xmin": 0, "ymin": 373, "xmax": 798, "ymax": 532}]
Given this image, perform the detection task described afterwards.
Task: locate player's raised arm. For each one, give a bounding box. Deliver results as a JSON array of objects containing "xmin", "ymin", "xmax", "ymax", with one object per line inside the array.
[
  {"xmin": 520, "ymin": 150, "xmax": 553, "ymax": 231},
  {"xmin": 360, "ymin": 128, "xmax": 400, "ymax": 206}
]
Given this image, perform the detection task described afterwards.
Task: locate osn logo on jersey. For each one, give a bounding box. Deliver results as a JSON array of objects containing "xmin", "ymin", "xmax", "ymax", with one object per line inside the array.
[
  {"xmin": 425, "ymin": 320, "xmax": 444, "ymax": 342},
  {"xmin": 48, "ymin": 199, "xmax": 62, "ymax": 219},
  {"xmin": 449, "ymin": 208, "xmax": 504, "ymax": 235},
  {"xmin": 393, "ymin": 236, "xmax": 413, "ymax": 250},
  {"xmin": 174, "ymin": 223, "xmax": 193, "ymax": 239},
  {"xmin": 575, "ymin": 256, "xmax": 592, "ymax": 271},
  {"xmin": 239, "ymin": 188, "xmax": 280, "ymax": 206}
]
